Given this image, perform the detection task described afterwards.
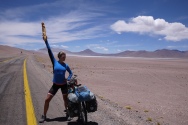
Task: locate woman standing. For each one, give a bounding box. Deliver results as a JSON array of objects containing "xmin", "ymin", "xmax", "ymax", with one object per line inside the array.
[{"xmin": 39, "ymin": 23, "xmax": 73, "ymax": 123}]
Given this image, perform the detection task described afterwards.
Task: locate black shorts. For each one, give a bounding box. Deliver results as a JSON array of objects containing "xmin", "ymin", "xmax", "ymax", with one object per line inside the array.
[{"xmin": 48, "ymin": 84, "xmax": 68, "ymax": 95}]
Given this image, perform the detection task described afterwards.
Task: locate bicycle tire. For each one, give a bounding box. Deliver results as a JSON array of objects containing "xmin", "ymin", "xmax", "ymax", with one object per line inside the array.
[
  {"xmin": 80, "ymin": 102, "xmax": 87, "ymax": 125},
  {"xmin": 83, "ymin": 102, "xmax": 88, "ymax": 124}
]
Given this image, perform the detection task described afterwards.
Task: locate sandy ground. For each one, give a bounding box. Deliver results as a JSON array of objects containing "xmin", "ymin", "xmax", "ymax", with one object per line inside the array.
[
  {"xmin": 1, "ymin": 48, "xmax": 188, "ymax": 125},
  {"xmin": 34, "ymin": 54, "xmax": 188, "ymax": 125}
]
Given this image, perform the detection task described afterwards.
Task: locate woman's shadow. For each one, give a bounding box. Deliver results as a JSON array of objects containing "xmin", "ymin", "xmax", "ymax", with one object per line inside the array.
[{"xmin": 45, "ymin": 116, "xmax": 98, "ymax": 125}]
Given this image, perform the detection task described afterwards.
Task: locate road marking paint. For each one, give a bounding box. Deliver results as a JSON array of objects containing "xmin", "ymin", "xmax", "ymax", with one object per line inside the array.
[{"xmin": 23, "ymin": 59, "xmax": 37, "ymax": 125}]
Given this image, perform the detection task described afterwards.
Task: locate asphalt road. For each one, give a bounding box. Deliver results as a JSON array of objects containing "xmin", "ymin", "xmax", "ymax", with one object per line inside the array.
[
  {"xmin": 0, "ymin": 55, "xmax": 99, "ymax": 125},
  {"xmin": 0, "ymin": 56, "xmax": 26, "ymax": 125},
  {"xmin": 0, "ymin": 55, "xmax": 70, "ymax": 125}
]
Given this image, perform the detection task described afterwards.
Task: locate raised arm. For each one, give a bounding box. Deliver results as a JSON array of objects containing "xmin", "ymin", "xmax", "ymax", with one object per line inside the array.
[
  {"xmin": 44, "ymin": 40, "xmax": 55, "ymax": 67},
  {"xmin": 42, "ymin": 22, "xmax": 55, "ymax": 67}
]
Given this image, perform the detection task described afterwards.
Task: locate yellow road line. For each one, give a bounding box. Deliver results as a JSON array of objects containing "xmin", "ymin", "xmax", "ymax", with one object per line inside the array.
[{"xmin": 23, "ymin": 59, "xmax": 37, "ymax": 125}]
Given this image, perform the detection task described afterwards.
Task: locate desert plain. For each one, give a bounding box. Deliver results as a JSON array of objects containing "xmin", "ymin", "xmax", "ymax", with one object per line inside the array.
[
  {"xmin": 1, "ymin": 46, "xmax": 188, "ymax": 125},
  {"xmin": 36, "ymin": 53, "xmax": 188, "ymax": 125}
]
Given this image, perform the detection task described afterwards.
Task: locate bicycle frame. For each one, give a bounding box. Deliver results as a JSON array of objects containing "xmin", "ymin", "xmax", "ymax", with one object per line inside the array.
[{"xmin": 67, "ymin": 75, "xmax": 88, "ymax": 125}]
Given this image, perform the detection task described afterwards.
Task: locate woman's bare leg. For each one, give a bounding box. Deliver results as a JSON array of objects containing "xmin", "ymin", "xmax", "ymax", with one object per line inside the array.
[
  {"xmin": 63, "ymin": 94, "xmax": 68, "ymax": 110},
  {"xmin": 44, "ymin": 94, "xmax": 53, "ymax": 116}
]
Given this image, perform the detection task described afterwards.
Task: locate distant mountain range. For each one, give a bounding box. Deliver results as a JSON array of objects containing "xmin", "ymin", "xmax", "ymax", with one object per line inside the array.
[
  {"xmin": 0, "ymin": 45, "xmax": 187, "ymax": 59},
  {"xmin": 38, "ymin": 48, "xmax": 188, "ymax": 59}
]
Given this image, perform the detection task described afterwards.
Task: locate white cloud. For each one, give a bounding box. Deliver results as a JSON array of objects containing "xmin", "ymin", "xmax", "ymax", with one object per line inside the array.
[
  {"xmin": 61, "ymin": 45, "xmax": 69, "ymax": 49},
  {"xmin": 51, "ymin": 45, "xmax": 59, "ymax": 48},
  {"xmin": 87, "ymin": 44, "xmax": 108, "ymax": 51},
  {"xmin": 117, "ymin": 49, "xmax": 122, "ymax": 52},
  {"xmin": 0, "ymin": 21, "xmax": 40, "ymax": 36},
  {"xmin": 111, "ymin": 16, "xmax": 188, "ymax": 41},
  {"xmin": 0, "ymin": 13, "xmax": 105, "ymax": 47},
  {"xmin": 95, "ymin": 46, "xmax": 108, "ymax": 51},
  {"xmin": 51, "ymin": 44, "xmax": 68, "ymax": 49},
  {"xmin": 0, "ymin": 2, "xmax": 107, "ymax": 49}
]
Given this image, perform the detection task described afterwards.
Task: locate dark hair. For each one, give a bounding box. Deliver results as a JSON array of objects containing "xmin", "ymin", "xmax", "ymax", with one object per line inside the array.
[{"xmin": 57, "ymin": 51, "xmax": 66, "ymax": 59}]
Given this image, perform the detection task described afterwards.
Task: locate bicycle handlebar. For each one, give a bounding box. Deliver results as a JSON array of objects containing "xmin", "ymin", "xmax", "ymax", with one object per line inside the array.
[{"xmin": 67, "ymin": 75, "xmax": 82, "ymax": 87}]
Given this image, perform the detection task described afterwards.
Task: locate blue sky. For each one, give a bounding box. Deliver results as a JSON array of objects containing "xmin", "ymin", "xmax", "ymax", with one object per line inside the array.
[{"xmin": 0, "ymin": 0, "xmax": 188, "ymax": 53}]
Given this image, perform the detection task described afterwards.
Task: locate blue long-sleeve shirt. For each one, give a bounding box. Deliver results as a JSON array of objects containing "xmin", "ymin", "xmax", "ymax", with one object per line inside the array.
[{"xmin": 45, "ymin": 40, "xmax": 73, "ymax": 84}]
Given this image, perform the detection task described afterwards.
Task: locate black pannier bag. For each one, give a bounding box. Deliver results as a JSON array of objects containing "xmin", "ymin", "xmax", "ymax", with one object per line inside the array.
[
  {"xmin": 86, "ymin": 96, "xmax": 97, "ymax": 113},
  {"xmin": 67, "ymin": 100, "xmax": 79, "ymax": 117}
]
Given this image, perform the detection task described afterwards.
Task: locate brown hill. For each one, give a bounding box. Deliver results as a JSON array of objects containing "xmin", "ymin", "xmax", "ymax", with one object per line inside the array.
[
  {"xmin": 0, "ymin": 45, "xmax": 36, "ymax": 57},
  {"xmin": 115, "ymin": 49, "xmax": 188, "ymax": 58},
  {"xmin": 73, "ymin": 49, "xmax": 188, "ymax": 58},
  {"xmin": 1, "ymin": 45, "xmax": 187, "ymax": 59}
]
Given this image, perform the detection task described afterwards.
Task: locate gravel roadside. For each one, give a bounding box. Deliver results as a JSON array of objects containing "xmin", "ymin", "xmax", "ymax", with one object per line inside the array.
[{"xmin": 32, "ymin": 54, "xmax": 163, "ymax": 125}]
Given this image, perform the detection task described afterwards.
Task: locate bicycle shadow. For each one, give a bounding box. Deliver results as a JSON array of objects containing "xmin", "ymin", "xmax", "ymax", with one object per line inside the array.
[
  {"xmin": 67, "ymin": 121, "xmax": 98, "ymax": 125},
  {"xmin": 45, "ymin": 116, "xmax": 67, "ymax": 122}
]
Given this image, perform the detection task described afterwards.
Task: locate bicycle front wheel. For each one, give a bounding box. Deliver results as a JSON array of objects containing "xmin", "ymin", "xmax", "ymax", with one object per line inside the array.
[{"xmin": 81, "ymin": 102, "xmax": 87, "ymax": 125}]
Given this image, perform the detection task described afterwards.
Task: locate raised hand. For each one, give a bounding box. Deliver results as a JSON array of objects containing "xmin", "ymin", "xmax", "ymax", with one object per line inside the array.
[{"xmin": 41, "ymin": 22, "xmax": 47, "ymax": 41}]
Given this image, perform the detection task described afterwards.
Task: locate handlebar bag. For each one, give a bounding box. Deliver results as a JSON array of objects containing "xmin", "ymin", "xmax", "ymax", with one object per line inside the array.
[{"xmin": 75, "ymin": 86, "xmax": 91, "ymax": 101}]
